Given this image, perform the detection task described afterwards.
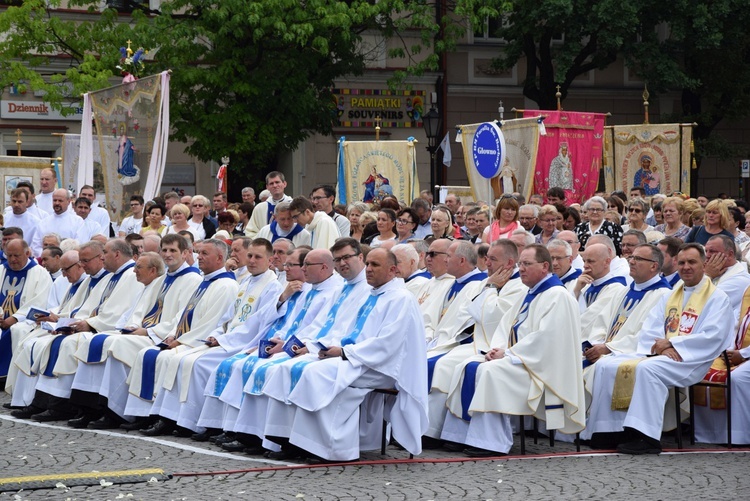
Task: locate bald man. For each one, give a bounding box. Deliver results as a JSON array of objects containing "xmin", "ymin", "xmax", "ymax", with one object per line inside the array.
[
  {"xmin": 575, "ymin": 243, "xmax": 627, "ymax": 337},
  {"xmin": 35, "ymin": 189, "xmax": 88, "ymax": 248},
  {"xmin": 36, "ymin": 168, "xmax": 58, "ymax": 216}
]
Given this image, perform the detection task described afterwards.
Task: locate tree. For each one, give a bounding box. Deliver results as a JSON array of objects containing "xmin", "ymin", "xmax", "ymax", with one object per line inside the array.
[{"xmin": 0, "ymin": 0, "xmax": 438, "ymax": 180}]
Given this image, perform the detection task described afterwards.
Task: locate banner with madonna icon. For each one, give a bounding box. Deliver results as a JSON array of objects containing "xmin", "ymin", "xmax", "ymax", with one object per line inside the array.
[
  {"xmin": 78, "ymin": 71, "xmax": 170, "ymax": 223},
  {"xmin": 522, "ymin": 110, "xmax": 606, "ymax": 204},
  {"xmin": 603, "ymin": 124, "xmax": 693, "ymax": 196},
  {"xmin": 336, "ymin": 138, "xmax": 420, "ymax": 205}
]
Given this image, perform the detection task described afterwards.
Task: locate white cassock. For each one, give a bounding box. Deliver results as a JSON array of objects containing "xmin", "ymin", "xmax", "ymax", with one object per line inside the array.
[
  {"xmin": 404, "ymin": 271, "xmax": 430, "ymax": 297},
  {"xmin": 425, "ymin": 275, "xmax": 527, "ymax": 439},
  {"xmin": 34, "ymin": 211, "xmax": 88, "ymax": 249},
  {"xmin": 578, "ymin": 273, "xmax": 627, "ymax": 336},
  {"xmin": 572, "ymin": 254, "xmax": 584, "ymax": 271},
  {"xmin": 198, "ymin": 272, "xmax": 349, "ymax": 433},
  {"xmin": 305, "ymin": 211, "xmax": 340, "ymax": 250},
  {"xmin": 415, "ymin": 274, "xmax": 455, "ymax": 342},
  {"xmin": 47, "ymin": 272, "xmax": 70, "ymax": 310},
  {"xmin": 3, "ymin": 212, "xmax": 42, "ymax": 256},
  {"xmin": 233, "ymin": 271, "xmax": 371, "ymax": 443},
  {"xmin": 34, "ymin": 263, "xmax": 143, "ymax": 400},
  {"xmin": 559, "ymin": 267, "xmax": 582, "ymax": 296},
  {"xmin": 244, "ymin": 196, "xmax": 293, "ymax": 238},
  {"xmin": 441, "ymin": 274, "xmax": 585, "ymax": 454},
  {"xmin": 713, "ymin": 261, "xmax": 750, "ymax": 331},
  {"xmin": 284, "ymin": 278, "xmax": 427, "ymax": 461},
  {"xmin": 35, "ymin": 192, "xmax": 54, "ymax": 216},
  {"xmin": 88, "ymin": 205, "xmax": 112, "ymax": 236},
  {"xmin": 583, "ymin": 277, "xmax": 733, "ymax": 441},
  {"xmin": 0, "ymin": 260, "xmax": 53, "ymax": 377},
  {"xmin": 256, "ymin": 223, "xmax": 311, "ymax": 248},
  {"xmin": 150, "ymin": 269, "xmax": 283, "ymax": 431},
  {"xmin": 124, "ymin": 269, "xmax": 239, "ymax": 416},
  {"xmin": 5, "ymin": 274, "xmax": 88, "ymax": 405}
]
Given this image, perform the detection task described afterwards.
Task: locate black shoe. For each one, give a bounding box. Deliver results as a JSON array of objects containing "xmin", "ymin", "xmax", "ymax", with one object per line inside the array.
[
  {"xmin": 120, "ymin": 418, "xmax": 153, "ymax": 431},
  {"xmin": 10, "ymin": 405, "xmax": 43, "ymax": 419},
  {"xmin": 421, "ymin": 436, "xmax": 444, "ymax": 449},
  {"xmin": 140, "ymin": 419, "xmax": 174, "ymax": 437},
  {"xmin": 68, "ymin": 414, "xmax": 96, "ymax": 429},
  {"xmin": 191, "ymin": 428, "xmax": 222, "ymax": 442},
  {"xmin": 3, "ymin": 402, "xmax": 22, "ymax": 410},
  {"xmin": 589, "ymin": 431, "xmax": 627, "ymax": 450},
  {"xmin": 265, "ymin": 447, "xmax": 302, "ymax": 460},
  {"xmin": 242, "ymin": 445, "xmax": 267, "ymax": 455},
  {"xmin": 443, "ymin": 441, "xmax": 465, "ymax": 452},
  {"xmin": 463, "ymin": 446, "xmax": 505, "ymax": 458},
  {"xmin": 220, "ymin": 440, "xmax": 248, "ymax": 452},
  {"xmin": 31, "ymin": 409, "xmax": 75, "ymax": 422},
  {"xmin": 305, "ymin": 455, "xmax": 359, "ymax": 465},
  {"xmin": 88, "ymin": 414, "xmax": 123, "ymax": 430},
  {"xmin": 617, "ymin": 438, "xmax": 662, "ymax": 455},
  {"xmin": 172, "ymin": 426, "xmax": 193, "ymax": 438},
  {"xmin": 210, "ymin": 432, "xmax": 236, "ymax": 445}
]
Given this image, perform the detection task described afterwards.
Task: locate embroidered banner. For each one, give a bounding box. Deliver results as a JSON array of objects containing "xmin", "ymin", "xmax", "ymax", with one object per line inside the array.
[
  {"xmin": 523, "ymin": 110, "xmax": 606, "ymax": 204},
  {"xmin": 603, "ymin": 124, "xmax": 693, "ymax": 196}
]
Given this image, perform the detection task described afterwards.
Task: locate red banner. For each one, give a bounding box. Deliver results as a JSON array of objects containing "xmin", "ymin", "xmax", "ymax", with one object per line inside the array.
[{"xmin": 523, "ymin": 110, "xmax": 605, "ymax": 204}]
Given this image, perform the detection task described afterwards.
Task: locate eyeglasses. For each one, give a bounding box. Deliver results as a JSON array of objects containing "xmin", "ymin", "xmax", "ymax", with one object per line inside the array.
[
  {"xmin": 626, "ymin": 255, "xmax": 658, "ymax": 263},
  {"xmin": 396, "ymin": 219, "xmax": 413, "ymax": 225},
  {"xmin": 518, "ymin": 261, "xmax": 541, "ymax": 268},
  {"xmin": 283, "ymin": 262, "xmax": 302, "ymax": 269},
  {"xmin": 79, "ymin": 254, "xmax": 102, "ymax": 264},
  {"xmin": 587, "ymin": 208, "xmax": 604, "ymax": 213},
  {"xmin": 426, "ymin": 251, "xmax": 449, "ymax": 258},
  {"xmin": 310, "ymin": 196, "xmax": 328, "ymax": 202},
  {"xmin": 333, "ymin": 254, "xmax": 358, "ymax": 263},
  {"xmin": 550, "ymin": 255, "xmax": 571, "ymax": 261},
  {"xmin": 302, "ymin": 262, "xmax": 325, "ymax": 268},
  {"xmin": 61, "ymin": 261, "xmax": 80, "ymax": 273},
  {"xmin": 191, "ymin": 204, "xmax": 204, "ymax": 208}
]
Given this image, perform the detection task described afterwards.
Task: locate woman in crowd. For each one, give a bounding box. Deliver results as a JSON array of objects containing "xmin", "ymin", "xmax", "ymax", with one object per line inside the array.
[
  {"xmin": 535, "ymin": 205, "xmax": 560, "ymax": 245},
  {"xmin": 728, "ymin": 206, "xmax": 750, "ymax": 246},
  {"xmin": 395, "ymin": 208, "xmax": 419, "ymax": 243},
  {"xmin": 574, "ymin": 196, "xmax": 623, "ymax": 253},
  {"xmin": 218, "ymin": 211, "xmax": 240, "ymax": 236},
  {"xmin": 690, "ymin": 208, "xmax": 705, "ymax": 227},
  {"xmin": 166, "ymin": 203, "xmax": 196, "ymax": 238},
  {"xmin": 347, "ymin": 203, "xmax": 369, "ymax": 241},
  {"xmin": 429, "ymin": 206, "xmax": 455, "ymax": 239},
  {"xmin": 685, "ymin": 199, "xmax": 734, "ymax": 245},
  {"xmin": 655, "ymin": 196, "xmax": 690, "ymax": 240},
  {"xmin": 483, "ymin": 195, "xmax": 519, "ymax": 243},
  {"xmin": 187, "ymin": 195, "xmax": 216, "ymax": 240},
  {"xmin": 681, "ymin": 199, "xmax": 701, "ymax": 226},
  {"xmin": 622, "ymin": 197, "xmax": 653, "ymax": 232},
  {"xmin": 607, "ymin": 196, "xmax": 627, "ymax": 225},
  {"xmin": 141, "ymin": 203, "xmax": 167, "ymax": 236},
  {"xmin": 236, "ymin": 203, "xmax": 252, "ymax": 236},
  {"xmin": 563, "ymin": 206, "xmax": 581, "ymax": 231},
  {"xmin": 367, "ymin": 209, "xmax": 398, "ymax": 247}
]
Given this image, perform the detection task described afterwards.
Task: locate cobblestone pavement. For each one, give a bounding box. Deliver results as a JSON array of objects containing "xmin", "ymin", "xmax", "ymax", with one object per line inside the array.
[{"xmin": 1, "ymin": 392, "xmax": 749, "ymax": 500}]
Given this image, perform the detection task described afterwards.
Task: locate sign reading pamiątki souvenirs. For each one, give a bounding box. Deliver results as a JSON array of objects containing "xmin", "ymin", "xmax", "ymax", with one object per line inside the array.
[
  {"xmin": 1, "ymin": 100, "xmax": 83, "ymax": 121},
  {"xmin": 332, "ymin": 89, "xmax": 426, "ymax": 128}
]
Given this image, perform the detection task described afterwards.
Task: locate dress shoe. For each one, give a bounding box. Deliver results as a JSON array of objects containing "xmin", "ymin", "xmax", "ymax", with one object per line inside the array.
[
  {"xmin": 120, "ymin": 418, "xmax": 153, "ymax": 431},
  {"xmin": 88, "ymin": 414, "xmax": 123, "ymax": 430},
  {"xmin": 220, "ymin": 440, "xmax": 247, "ymax": 452},
  {"xmin": 463, "ymin": 446, "xmax": 506, "ymax": 458},
  {"xmin": 68, "ymin": 414, "xmax": 96, "ymax": 429},
  {"xmin": 242, "ymin": 445, "xmax": 267, "ymax": 455},
  {"xmin": 589, "ymin": 431, "xmax": 627, "ymax": 450},
  {"xmin": 265, "ymin": 447, "xmax": 303, "ymax": 460},
  {"xmin": 305, "ymin": 455, "xmax": 359, "ymax": 465},
  {"xmin": 210, "ymin": 432, "xmax": 236, "ymax": 445},
  {"xmin": 140, "ymin": 419, "xmax": 174, "ymax": 437},
  {"xmin": 617, "ymin": 437, "xmax": 662, "ymax": 455},
  {"xmin": 10, "ymin": 406, "xmax": 43, "ymax": 419},
  {"xmin": 172, "ymin": 426, "xmax": 193, "ymax": 438},
  {"xmin": 442, "ymin": 441, "xmax": 465, "ymax": 452},
  {"xmin": 421, "ymin": 436, "xmax": 445, "ymax": 449},
  {"xmin": 3, "ymin": 403, "xmax": 22, "ymax": 410},
  {"xmin": 191, "ymin": 429, "xmax": 222, "ymax": 442},
  {"xmin": 31, "ymin": 409, "xmax": 76, "ymax": 422}
]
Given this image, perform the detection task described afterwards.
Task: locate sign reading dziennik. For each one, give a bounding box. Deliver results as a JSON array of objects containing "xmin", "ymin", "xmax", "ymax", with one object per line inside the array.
[
  {"xmin": 1, "ymin": 100, "xmax": 83, "ymax": 121},
  {"xmin": 472, "ymin": 121, "xmax": 505, "ymax": 179}
]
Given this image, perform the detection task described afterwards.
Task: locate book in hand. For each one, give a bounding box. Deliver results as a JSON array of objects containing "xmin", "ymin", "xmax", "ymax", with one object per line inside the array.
[
  {"xmin": 26, "ymin": 307, "xmax": 51, "ymax": 322},
  {"xmin": 120, "ymin": 327, "xmax": 136, "ymax": 334},
  {"xmin": 156, "ymin": 342, "xmax": 170, "ymax": 350},
  {"xmin": 581, "ymin": 341, "xmax": 593, "ymax": 369},
  {"xmin": 313, "ymin": 341, "xmax": 328, "ymax": 352},
  {"xmin": 258, "ymin": 339, "xmax": 274, "ymax": 359},
  {"xmin": 282, "ymin": 334, "xmax": 304, "ymax": 358}
]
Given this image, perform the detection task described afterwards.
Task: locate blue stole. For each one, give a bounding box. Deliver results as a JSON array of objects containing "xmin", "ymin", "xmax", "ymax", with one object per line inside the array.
[
  {"xmin": 406, "ymin": 270, "xmax": 432, "ymax": 283},
  {"xmin": 583, "ymin": 275, "xmax": 626, "ymax": 306},
  {"xmin": 0, "ymin": 260, "xmax": 39, "ymax": 376},
  {"xmin": 247, "ymin": 289, "xmax": 321, "ymax": 393},
  {"xmin": 70, "ymin": 271, "xmax": 110, "ymax": 318},
  {"xmin": 269, "ymin": 221, "xmax": 303, "ymax": 243},
  {"xmin": 459, "ymin": 274, "xmax": 564, "ymax": 421},
  {"xmin": 59, "ymin": 279, "xmax": 85, "ymax": 312},
  {"xmin": 138, "ymin": 270, "xmax": 233, "ymax": 400},
  {"xmin": 266, "ymin": 201, "xmax": 276, "ymax": 224},
  {"xmin": 289, "ymin": 292, "xmax": 381, "ymax": 393},
  {"xmin": 447, "ymin": 271, "xmax": 488, "ymax": 302},
  {"xmin": 664, "ymin": 272, "xmax": 680, "ymax": 288},
  {"xmin": 561, "ymin": 268, "xmax": 582, "ymax": 285},
  {"xmin": 91, "ymin": 262, "xmax": 136, "ymax": 317},
  {"xmin": 314, "ymin": 283, "xmax": 355, "ymax": 340},
  {"xmin": 604, "ymin": 277, "xmax": 670, "ymax": 343}
]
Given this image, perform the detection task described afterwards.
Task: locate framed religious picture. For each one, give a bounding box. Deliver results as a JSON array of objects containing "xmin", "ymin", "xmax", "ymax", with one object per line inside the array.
[{"xmin": 0, "ymin": 156, "xmax": 49, "ymax": 208}]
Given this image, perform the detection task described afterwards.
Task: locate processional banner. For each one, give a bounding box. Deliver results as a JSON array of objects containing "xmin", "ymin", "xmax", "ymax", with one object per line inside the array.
[
  {"xmin": 336, "ymin": 138, "xmax": 420, "ymax": 205},
  {"xmin": 78, "ymin": 72, "xmax": 170, "ymax": 223},
  {"xmin": 523, "ymin": 110, "xmax": 606, "ymax": 204},
  {"xmin": 603, "ymin": 124, "xmax": 693, "ymax": 196},
  {"xmin": 61, "ymin": 133, "xmax": 118, "ymax": 199},
  {"xmin": 0, "ymin": 156, "xmax": 48, "ymax": 208},
  {"xmin": 457, "ymin": 117, "xmax": 540, "ymax": 204}
]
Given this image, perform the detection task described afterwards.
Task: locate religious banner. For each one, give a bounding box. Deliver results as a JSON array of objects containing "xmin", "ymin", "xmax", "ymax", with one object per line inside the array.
[
  {"xmin": 0, "ymin": 156, "xmax": 48, "ymax": 208},
  {"xmin": 603, "ymin": 124, "xmax": 693, "ymax": 196},
  {"xmin": 335, "ymin": 138, "xmax": 420, "ymax": 205},
  {"xmin": 61, "ymin": 133, "xmax": 118, "ymax": 202},
  {"xmin": 78, "ymin": 71, "xmax": 170, "ymax": 224},
  {"xmin": 457, "ymin": 117, "xmax": 541, "ymax": 204},
  {"xmin": 522, "ymin": 110, "xmax": 606, "ymax": 204}
]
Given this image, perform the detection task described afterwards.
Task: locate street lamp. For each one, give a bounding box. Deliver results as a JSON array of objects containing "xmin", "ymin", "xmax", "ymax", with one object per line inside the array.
[{"xmin": 422, "ymin": 105, "xmax": 442, "ymax": 203}]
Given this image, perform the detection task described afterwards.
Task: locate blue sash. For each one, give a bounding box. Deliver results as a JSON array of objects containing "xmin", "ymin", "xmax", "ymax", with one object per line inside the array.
[
  {"xmin": 86, "ymin": 333, "xmax": 112, "ymax": 363},
  {"xmin": 269, "ymin": 221, "xmax": 303, "ymax": 243},
  {"xmin": 447, "ymin": 272, "xmax": 488, "ymax": 302},
  {"xmin": 289, "ymin": 358, "xmax": 317, "ymax": 392},
  {"xmin": 405, "ymin": 270, "xmax": 432, "ymax": 283},
  {"xmin": 59, "ymin": 279, "xmax": 84, "ymax": 312},
  {"xmin": 509, "ymin": 274, "xmax": 564, "ymax": 347},
  {"xmin": 0, "ymin": 329, "xmax": 11, "ymax": 377},
  {"xmin": 583, "ymin": 276, "xmax": 626, "ymax": 307},
  {"xmin": 42, "ymin": 335, "xmax": 69, "ymax": 377},
  {"xmin": 174, "ymin": 271, "xmax": 235, "ymax": 338},
  {"xmin": 313, "ymin": 283, "xmax": 355, "ymax": 340},
  {"xmin": 249, "ymin": 354, "xmax": 290, "ymax": 394},
  {"xmin": 138, "ymin": 348, "xmax": 162, "ymax": 399},
  {"xmin": 71, "ymin": 271, "xmax": 110, "ymax": 317},
  {"xmin": 340, "ymin": 294, "xmax": 380, "ymax": 346},
  {"xmin": 460, "ymin": 361, "xmax": 482, "ymax": 421},
  {"xmin": 605, "ymin": 277, "xmax": 670, "ymax": 343},
  {"xmin": 212, "ymin": 352, "xmax": 251, "ymax": 397},
  {"xmin": 266, "ymin": 201, "xmax": 276, "ymax": 224},
  {"xmin": 0, "ymin": 260, "xmax": 37, "ymax": 319},
  {"xmin": 90, "ymin": 262, "xmax": 135, "ymax": 317},
  {"xmin": 561, "ymin": 268, "xmax": 582, "ymax": 285},
  {"xmin": 142, "ymin": 267, "xmax": 200, "ymax": 328},
  {"xmin": 426, "ymin": 353, "xmax": 447, "ymax": 391}
]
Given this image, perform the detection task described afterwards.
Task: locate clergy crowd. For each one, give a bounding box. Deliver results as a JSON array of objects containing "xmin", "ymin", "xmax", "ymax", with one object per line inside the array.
[{"xmin": 2, "ymin": 168, "xmax": 750, "ymax": 462}]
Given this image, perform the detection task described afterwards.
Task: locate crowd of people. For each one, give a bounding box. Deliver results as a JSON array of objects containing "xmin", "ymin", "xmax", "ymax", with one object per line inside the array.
[{"xmin": 1, "ymin": 168, "xmax": 749, "ymax": 462}]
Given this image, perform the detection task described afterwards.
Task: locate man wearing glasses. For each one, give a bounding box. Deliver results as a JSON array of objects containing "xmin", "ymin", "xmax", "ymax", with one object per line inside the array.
[
  {"xmin": 288, "ymin": 196, "xmax": 339, "ymax": 251},
  {"xmin": 416, "ymin": 239, "xmax": 455, "ymax": 340},
  {"xmin": 310, "ymin": 185, "xmax": 350, "ymax": 238},
  {"xmin": 441, "ymin": 244, "xmax": 584, "ymax": 457}
]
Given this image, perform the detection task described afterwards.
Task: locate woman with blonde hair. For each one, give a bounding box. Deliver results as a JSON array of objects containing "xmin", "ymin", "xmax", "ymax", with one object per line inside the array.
[
  {"xmin": 166, "ymin": 203, "xmax": 198, "ymax": 239},
  {"xmin": 685, "ymin": 199, "xmax": 734, "ymax": 245},
  {"xmin": 534, "ymin": 205, "xmax": 559, "ymax": 245},
  {"xmin": 681, "ymin": 199, "xmax": 701, "ymax": 226},
  {"xmin": 482, "ymin": 195, "xmax": 519, "ymax": 243},
  {"xmin": 347, "ymin": 202, "xmax": 369, "ymax": 241},
  {"xmin": 654, "ymin": 196, "xmax": 690, "ymax": 240},
  {"xmin": 429, "ymin": 206, "xmax": 454, "ymax": 239}
]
